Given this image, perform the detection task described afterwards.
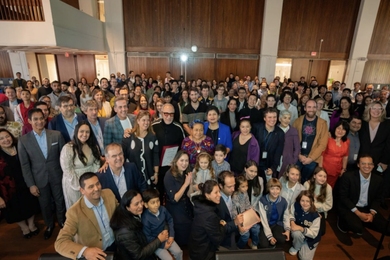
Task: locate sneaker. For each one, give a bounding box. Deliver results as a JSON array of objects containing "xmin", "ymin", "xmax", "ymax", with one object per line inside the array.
[
  {"xmin": 337, "ymin": 218, "xmax": 347, "ymax": 234},
  {"xmin": 289, "ymin": 247, "xmax": 298, "ymax": 256},
  {"xmin": 249, "ymin": 242, "xmax": 258, "ymax": 249}
]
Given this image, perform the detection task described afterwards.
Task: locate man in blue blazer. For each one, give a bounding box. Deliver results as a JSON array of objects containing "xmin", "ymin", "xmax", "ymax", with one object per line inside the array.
[
  {"xmin": 98, "ymin": 143, "xmax": 147, "ymax": 202},
  {"xmin": 48, "ymin": 96, "xmax": 82, "ymax": 143},
  {"xmin": 103, "ymin": 97, "xmax": 135, "ymax": 148}
]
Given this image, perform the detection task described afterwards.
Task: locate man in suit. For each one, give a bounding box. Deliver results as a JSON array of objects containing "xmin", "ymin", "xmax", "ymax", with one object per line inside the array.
[
  {"xmin": 82, "ymin": 100, "xmax": 107, "ymax": 155},
  {"xmin": 18, "ymin": 108, "xmax": 66, "ymax": 239},
  {"xmin": 337, "ymin": 155, "xmax": 390, "ymax": 236},
  {"xmin": 55, "ymin": 172, "xmax": 118, "ymax": 259},
  {"xmin": 216, "ymin": 171, "xmax": 244, "ymax": 249},
  {"xmin": 98, "ymin": 143, "xmax": 147, "ymax": 202},
  {"xmin": 103, "ymin": 97, "xmax": 135, "ymax": 147},
  {"xmin": 0, "ymin": 86, "xmax": 22, "ymax": 120},
  {"xmin": 293, "ymin": 100, "xmax": 328, "ymax": 183},
  {"xmin": 49, "ymin": 96, "xmax": 82, "ymax": 143}
]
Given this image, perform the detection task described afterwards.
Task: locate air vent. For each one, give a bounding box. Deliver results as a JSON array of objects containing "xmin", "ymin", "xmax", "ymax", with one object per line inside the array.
[
  {"xmin": 126, "ymin": 52, "xmax": 170, "ymax": 57},
  {"xmin": 216, "ymin": 53, "xmax": 259, "ymax": 60}
]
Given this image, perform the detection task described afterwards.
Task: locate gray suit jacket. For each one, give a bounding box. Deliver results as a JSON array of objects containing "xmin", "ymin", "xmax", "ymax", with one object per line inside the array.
[{"xmin": 18, "ymin": 129, "xmax": 65, "ymax": 188}]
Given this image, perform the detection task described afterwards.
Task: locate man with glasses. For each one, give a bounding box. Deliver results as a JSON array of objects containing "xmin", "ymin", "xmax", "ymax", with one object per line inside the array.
[
  {"xmin": 152, "ymin": 103, "xmax": 185, "ymax": 203},
  {"xmin": 337, "ymin": 155, "xmax": 390, "ymax": 236},
  {"xmin": 48, "ymin": 96, "xmax": 82, "ymax": 143},
  {"xmin": 236, "ymin": 87, "xmax": 248, "ymax": 112}
]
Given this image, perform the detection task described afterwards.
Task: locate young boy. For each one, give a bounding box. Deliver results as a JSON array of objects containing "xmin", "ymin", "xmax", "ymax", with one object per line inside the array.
[
  {"xmin": 142, "ymin": 189, "xmax": 183, "ymax": 260},
  {"xmin": 211, "ymin": 144, "xmax": 231, "ymax": 178},
  {"xmin": 258, "ymin": 178, "xmax": 290, "ymax": 248}
]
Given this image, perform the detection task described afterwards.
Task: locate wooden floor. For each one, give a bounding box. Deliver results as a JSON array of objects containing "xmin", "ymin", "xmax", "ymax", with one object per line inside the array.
[{"xmin": 1, "ymin": 206, "xmax": 389, "ymax": 260}]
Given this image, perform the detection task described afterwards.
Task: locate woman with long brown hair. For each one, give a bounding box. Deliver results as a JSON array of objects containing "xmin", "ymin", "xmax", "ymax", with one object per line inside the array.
[{"xmin": 122, "ymin": 110, "xmax": 159, "ymax": 187}]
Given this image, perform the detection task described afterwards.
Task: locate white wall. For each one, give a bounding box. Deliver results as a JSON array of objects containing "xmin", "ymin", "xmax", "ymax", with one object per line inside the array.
[
  {"xmin": 50, "ymin": 0, "xmax": 105, "ymax": 51},
  {"xmin": 26, "ymin": 53, "xmax": 40, "ymax": 81},
  {"xmin": 0, "ymin": 0, "xmax": 56, "ymax": 46},
  {"xmin": 8, "ymin": 52, "xmax": 29, "ymax": 79}
]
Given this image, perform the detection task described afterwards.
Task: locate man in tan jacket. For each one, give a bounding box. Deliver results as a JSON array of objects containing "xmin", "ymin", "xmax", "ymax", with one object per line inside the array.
[
  {"xmin": 55, "ymin": 172, "xmax": 118, "ymax": 260},
  {"xmin": 293, "ymin": 99, "xmax": 329, "ymax": 183}
]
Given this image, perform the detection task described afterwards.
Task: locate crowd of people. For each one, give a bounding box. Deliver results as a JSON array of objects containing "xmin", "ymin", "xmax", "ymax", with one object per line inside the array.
[{"xmin": 0, "ymin": 70, "xmax": 389, "ymax": 260}]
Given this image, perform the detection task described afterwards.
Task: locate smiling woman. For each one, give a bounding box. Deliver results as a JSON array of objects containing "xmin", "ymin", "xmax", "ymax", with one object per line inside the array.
[{"xmin": 60, "ymin": 121, "xmax": 102, "ymax": 209}]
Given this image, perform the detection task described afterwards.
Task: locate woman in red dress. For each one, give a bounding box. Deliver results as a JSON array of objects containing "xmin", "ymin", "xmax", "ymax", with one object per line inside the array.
[{"xmin": 319, "ymin": 121, "xmax": 350, "ymax": 188}]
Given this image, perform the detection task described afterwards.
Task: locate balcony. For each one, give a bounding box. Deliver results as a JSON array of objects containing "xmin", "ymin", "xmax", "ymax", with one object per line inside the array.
[{"xmin": 0, "ymin": 0, "xmax": 106, "ymax": 54}]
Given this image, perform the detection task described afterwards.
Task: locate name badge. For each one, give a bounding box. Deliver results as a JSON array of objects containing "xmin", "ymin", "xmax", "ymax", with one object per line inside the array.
[
  {"xmin": 353, "ymin": 154, "xmax": 358, "ymax": 160},
  {"xmin": 262, "ymin": 151, "xmax": 267, "ymax": 159},
  {"xmin": 302, "ymin": 141, "xmax": 307, "ymax": 149}
]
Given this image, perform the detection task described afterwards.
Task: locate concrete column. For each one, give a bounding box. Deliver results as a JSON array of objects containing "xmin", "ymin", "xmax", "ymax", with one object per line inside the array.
[
  {"xmin": 104, "ymin": 0, "xmax": 126, "ymax": 75},
  {"xmin": 258, "ymin": 0, "xmax": 283, "ymax": 82},
  {"xmin": 344, "ymin": 0, "xmax": 381, "ymax": 87},
  {"xmin": 8, "ymin": 51, "xmax": 30, "ymax": 80}
]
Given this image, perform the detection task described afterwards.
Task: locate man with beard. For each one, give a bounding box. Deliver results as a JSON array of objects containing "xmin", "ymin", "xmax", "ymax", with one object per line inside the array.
[
  {"xmin": 0, "ymin": 105, "xmax": 22, "ymax": 137},
  {"xmin": 331, "ymin": 81, "xmax": 342, "ymax": 106},
  {"xmin": 293, "ymin": 100, "xmax": 328, "ymax": 183},
  {"xmin": 182, "ymin": 87, "xmax": 208, "ymax": 135},
  {"xmin": 37, "ymin": 78, "xmax": 52, "ymax": 99},
  {"xmin": 47, "ymin": 81, "xmax": 62, "ymax": 110}
]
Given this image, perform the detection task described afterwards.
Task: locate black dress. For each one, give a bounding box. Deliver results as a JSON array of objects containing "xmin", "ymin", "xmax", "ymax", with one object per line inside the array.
[{"xmin": 0, "ymin": 151, "xmax": 39, "ymax": 223}]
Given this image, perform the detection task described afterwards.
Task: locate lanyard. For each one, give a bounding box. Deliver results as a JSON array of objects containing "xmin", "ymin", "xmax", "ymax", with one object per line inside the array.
[{"xmin": 263, "ymin": 129, "xmax": 272, "ymax": 151}]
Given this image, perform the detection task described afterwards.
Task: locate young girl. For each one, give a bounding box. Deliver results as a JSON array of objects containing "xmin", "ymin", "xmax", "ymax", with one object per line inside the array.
[
  {"xmin": 303, "ymin": 167, "xmax": 333, "ymax": 236},
  {"xmin": 243, "ymin": 160, "xmax": 264, "ymax": 212},
  {"xmin": 279, "ymin": 164, "xmax": 306, "ymax": 207},
  {"xmin": 232, "ymin": 175, "xmax": 260, "ymax": 249},
  {"xmin": 289, "ymin": 190, "xmax": 321, "ymax": 260},
  {"xmin": 259, "ymin": 178, "xmax": 290, "ymax": 248},
  {"xmin": 191, "ymin": 152, "xmax": 215, "ymax": 195}
]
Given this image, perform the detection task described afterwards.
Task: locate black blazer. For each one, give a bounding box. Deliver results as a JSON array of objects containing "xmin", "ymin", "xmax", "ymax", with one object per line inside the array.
[
  {"xmin": 359, "ymin": 120, "xmax": 390, "ymax": 166},
  {"xmin": 216, "ymin": 196, "xmax": 237, "ymax": 249},
  {"xmin": 338, "ymin": 170, "xmax": 382, "ymax": 215},
  {"xmin": 98, "ymin": 162, "xmax": 147, "ymax": 202},
  {"xmin": 220, "ymin": 111, "xmax": 239, "ymax": 133}
]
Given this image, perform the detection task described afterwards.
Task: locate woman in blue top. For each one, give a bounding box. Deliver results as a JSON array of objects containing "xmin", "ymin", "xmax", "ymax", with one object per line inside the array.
[{"xmin": 204, "ymin": 106, "xmax": 233, "ymax": 154}]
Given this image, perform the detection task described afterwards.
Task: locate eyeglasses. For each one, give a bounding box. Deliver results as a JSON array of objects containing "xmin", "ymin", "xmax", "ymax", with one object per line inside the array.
[
  {"xmin": 163, "ymin": 112, "xmax": 175, "ymax": 117},
  {"xmin": 371, "ymin": 107, "xmax": 383, "ymax": 111}
]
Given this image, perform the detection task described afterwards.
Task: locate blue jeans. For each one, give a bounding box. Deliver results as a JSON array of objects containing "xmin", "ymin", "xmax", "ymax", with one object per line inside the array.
[
  {"xmin": 296, "ymin": 161, "xmax": 317, "ymax": 184},
  {"xmin": 236, "ymin": 223, "xmax": 260, "ymax": 248}
]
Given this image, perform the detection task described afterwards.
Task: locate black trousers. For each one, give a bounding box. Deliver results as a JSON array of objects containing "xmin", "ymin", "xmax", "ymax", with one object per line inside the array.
[{"xmin": 338, "ymin": 206, "xmax": 390, "ymax": 235}]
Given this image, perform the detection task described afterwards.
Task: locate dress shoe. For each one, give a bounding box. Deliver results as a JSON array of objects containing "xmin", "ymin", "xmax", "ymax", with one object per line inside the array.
[
  {"xmin": 30, "ymin": 227, "xmax": 40, "ymax": 236},
  {"xmin": 23, "ymin": 232, "xmax": 32, "ymax": 239},
  {"xmin": 44, "ymin": 226, "xmax": 54, "ymax": 240}
]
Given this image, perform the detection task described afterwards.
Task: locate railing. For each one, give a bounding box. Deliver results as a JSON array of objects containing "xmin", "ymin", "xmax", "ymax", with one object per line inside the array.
[{"xmin": 0, "ymin": 0, "xmax": 44, "ymax": 21}]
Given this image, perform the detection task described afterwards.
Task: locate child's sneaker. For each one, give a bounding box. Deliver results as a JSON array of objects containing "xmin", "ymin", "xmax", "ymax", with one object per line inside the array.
[
  {"xmin": 289, "ymin": 247, "xmax": 298, "ymax": 256},
  {"xmin": 249, "ymin": 242, "xmax": 257, "ymax": 249}
]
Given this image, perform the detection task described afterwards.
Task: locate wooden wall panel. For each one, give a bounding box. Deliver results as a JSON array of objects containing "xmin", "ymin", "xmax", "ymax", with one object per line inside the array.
[
  {"xmin": 60, "ymin": 0, "xmax": 79, "ymax": 9},
  {"xmin": 76, "ymin": 55, "xmax": 96, "ymax": 85},
  {"xmin": 124, "ymin": 0, "xmax": 264, "ymax": 53},
  {"xmin": 216, "ymin": 60, "xmax": 259, "ymax": 81},
  {"xmin": 291, "ymin": 59, "xmax": 310, "ymax": 82},
  {"xmin": 369, "ymin": 0, "xmax": 390, "ymax": 56},
  {"xmin": 361, "ymin": 60, "xmax": 390, "ymax": 86},
  {"xmin": 127, "ymin": 57, "xmax": 170, "ymax": 80},
  {"xmin": 0, "ymin": 51, "xmax": 13, "ymax": 78},
  {"xmin": 278, "ymin": 0, "xmax": 360, "ymax": 59},
  {"xmin": 56, "ymin": 54, "xmax": 76, "ymax": 82},
  {"xmin": 310, "ymin": 60, "xmax": 330, "ymax": 85}
]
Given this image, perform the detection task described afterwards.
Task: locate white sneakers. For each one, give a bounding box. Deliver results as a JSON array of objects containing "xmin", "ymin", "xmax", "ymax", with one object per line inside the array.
[{"xmin": 289, "ymin": 247, "xmax": 298, "ymax": 256}]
